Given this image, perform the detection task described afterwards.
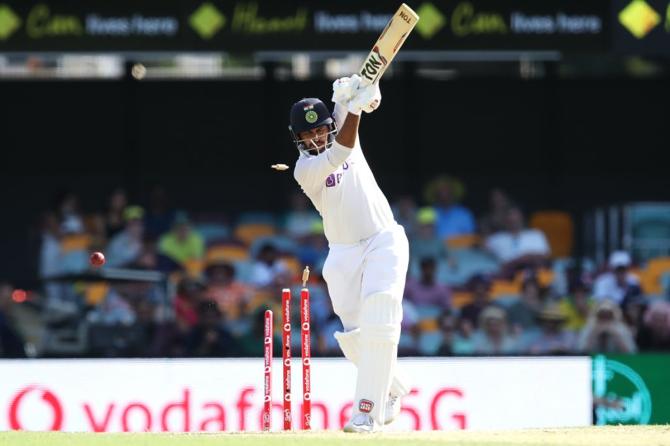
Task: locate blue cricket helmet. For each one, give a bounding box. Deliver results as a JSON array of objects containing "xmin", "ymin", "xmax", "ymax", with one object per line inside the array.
[{"xmin": 288, "ymin": 98, "xmax": 337, "ymax": 156}]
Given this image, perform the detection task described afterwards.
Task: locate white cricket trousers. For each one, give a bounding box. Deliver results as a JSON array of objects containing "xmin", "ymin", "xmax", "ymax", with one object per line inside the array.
[{"xmin": 322, "ymin": 224, "xmax": 409, "ymax": 331}]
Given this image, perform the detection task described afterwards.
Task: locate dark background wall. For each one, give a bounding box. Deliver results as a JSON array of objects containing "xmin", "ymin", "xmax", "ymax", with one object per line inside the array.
[{"xmin": 1, "ymin": 77, "xmax": 668, "ymax": 282}]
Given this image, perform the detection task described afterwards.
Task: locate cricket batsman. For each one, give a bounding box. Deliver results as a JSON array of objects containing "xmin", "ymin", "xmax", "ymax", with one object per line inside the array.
[{"xmin": 288, "ymin": 76, "xmax": 410, "ymax": 432}]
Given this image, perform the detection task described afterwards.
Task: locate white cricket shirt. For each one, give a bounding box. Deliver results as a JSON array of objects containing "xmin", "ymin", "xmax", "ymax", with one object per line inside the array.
[{"xmin": 293, "ymin": 104, "xmax": 396, "ymax": 245}]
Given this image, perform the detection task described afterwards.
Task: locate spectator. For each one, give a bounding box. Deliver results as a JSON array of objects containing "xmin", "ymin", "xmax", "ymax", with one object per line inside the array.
[
  {"xmin": 284, "ymin": 192, "xmax": 321, "ymax": 239},
  {"xmin": 485, "ymin": 206, "xmax": 550, "ymax": 271},
  {"xmin": 480, "ymin": 188, "xmax": 513, "ymax": 237},
  {"xmin": 593, "ymin": 251, "xmax": 641, "ymax": 305},
  {"xmin": 436, "ymin": 310, "xmax": 458, "ymax": 356},
  {"xmin": 459, "ymin": 274, "xmax": 492, "ymax": 330},
  {"xmin": 295, "ymin": 221, "xmax": 328, "ymax": 272},
  {"xmin": 404, "ymin": 257, "xmax": 451, "ymax": 309},
  {"xmin": 106, "ymin": 206, "xmax": 145, "ymax": 268},
  {"xmin": 471, "ymin": 306, "xmax": 519, "ymax": 355},
  {"xmin": 250, "ymin": 243, "xmax": 290, "ymax": 289},
  {"xmin": 425, "ymin": 176, "xmax": 475, "ymax": 241},
  {"xmin": 206, "ymin": 262, "xmax": 253, "ymax": 322},
  {"xmin": 637, "ymin": 300, "xmax": 670, "ymax": 351},
  {"xmin": 158, "ymin": 211, "xmax": 205, "ymax": 265},
  {"xmin": 185, "ymin": 301, "xmax": 238, "ymax": 357},
  {"xmin": 86, "ymin": 288, "xmax": 136, "ymax": 326},
  {"xmin": 527, "ymin": 304, "xmax": 576, "ymax": 355},
  {"xmin": 392, "ymin": 195, "xmax": 418, "ymax": 239},
  {"xmin": 577, "ymin": 300, "xmax": 637, "ymax": 354},
  {"xmin": 174, "ymin": 278, "xmax": 205, "ymax": 334},
  {"xmin": 558, "ymin": 279, "xmax": 594, "ymax": 332},
  {"xmin": 57, "ymin": 191, "xmax": 83, "ymax": 229},
  {"xmin": 39, "ymin": 212, "xmax": 61, "ymax": 279},
  {"xmin": 507, "ymin": 276, "xmax": 545, "ymax": 332},
  {"xmin": 410, "ymin": 207, "xmax": 447, "ymax": 261},
  {"xmin": 105, "ymin": 188, "xmax": 128, "ymax": 238},
  {"xmin": 0, "ymin": 283, "xmax": 25, "ymax": 357}
]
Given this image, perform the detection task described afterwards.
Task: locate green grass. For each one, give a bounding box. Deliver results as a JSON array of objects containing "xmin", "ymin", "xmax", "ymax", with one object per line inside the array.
[{"xmin": 1, "ymin": 426, "xmax": 669, "ymax": 446}]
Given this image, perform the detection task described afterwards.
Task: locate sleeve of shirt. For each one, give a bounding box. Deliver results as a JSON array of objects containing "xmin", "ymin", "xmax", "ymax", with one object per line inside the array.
[
  {"xmin": 293, "ymin": 141, "xmax": 351, "ymax": 191},
  {"xmin": 535, "ymin": 230, "xmax": 551, "ymax": 255}
]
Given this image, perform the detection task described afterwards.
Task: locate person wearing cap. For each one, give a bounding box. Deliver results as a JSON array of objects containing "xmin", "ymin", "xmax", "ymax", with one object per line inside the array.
[
  {"xmin": 411, "ymin": 207, "xmax": 447, "ymax": 261},
  {"xmin": 158, "ymin": 211, "xmax": 205, "ymax": 265},
  {"xmin": 471, "ymin": 306, "xmax": 520, "ymax": 355},
  {"xmin": 593, "ymin": 251, "xmax": 642, "ymax": 305},
  {"xmin": 527, "ymin": 304, "xmax": 576, "ymax": 355},
  {"xmin": 576, "ymin": 299, "xmax": 637, "ymax": 353},
  {"xmin": 423, "ymin": 176, "xmax": 476, "ymax": 242},
  {"xmin": 106, "ymin": 206, "xmax": 145, "ymax": 268}
]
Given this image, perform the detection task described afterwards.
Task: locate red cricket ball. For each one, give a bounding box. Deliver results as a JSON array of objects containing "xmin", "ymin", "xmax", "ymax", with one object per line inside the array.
[{"xmin": 90, "ymin": 251, "xmax": 106, "ymax": 267}]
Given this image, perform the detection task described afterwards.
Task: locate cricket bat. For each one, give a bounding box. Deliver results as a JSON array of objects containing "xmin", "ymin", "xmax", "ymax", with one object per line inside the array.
[{"xmin": 358, "ymin": 3, "xmax": 420, "ymax": 86}]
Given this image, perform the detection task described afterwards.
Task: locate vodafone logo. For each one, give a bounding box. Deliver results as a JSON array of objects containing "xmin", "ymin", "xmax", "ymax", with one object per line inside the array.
[{"xmin": 9, "ymin": 385, "xmax": 64, "ymax": 431}]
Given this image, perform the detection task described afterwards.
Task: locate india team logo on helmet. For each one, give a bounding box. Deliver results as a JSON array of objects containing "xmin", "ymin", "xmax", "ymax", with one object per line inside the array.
[{"xmin": 305, "ymin": 110, "xmax": 318, "ymax": 124}]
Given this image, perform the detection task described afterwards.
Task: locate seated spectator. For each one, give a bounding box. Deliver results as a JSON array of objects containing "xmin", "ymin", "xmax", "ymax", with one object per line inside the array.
[
  {"xmin": 436, "ymin": 310, "xmax": 457, "ymax": 356},
  {"xmin": 479, "ymin": 188, "xmax": 513, "ymax": 237},
  {"xmin": 158, "ymin": 211, "xmax": 205, "ymax": 265},
  {"xmin": 507, "ymin": 276, "xmax": 545, "ymax": 332},
  {"xmin": 485, "ymin": 206, "xmax": 550, "ymax": 272},
  {"xmin": 284, "ymin": 192, "xmax": 321, "ymax": 238},
  {"xmin": 425, "ymin": 176, "xmax": 475, "ymax": 241},
  {"xmin": 392, "ymin": 195, "xmax": 418, "ymax": 239},
  {"xmin": 577, "ymin": 300, "xmax": 637, "ymax": 354},
  {"xmin": 295, "ymin": 221, "xmax": 328, "ymax": 272},
  {"xmin": 57, "ymin": 191, "xmax": 84, "ymax": 230},
  {"xmin": 593, "ymin": 251, "xmax": 641, "ymax": 305},
  {"xmin": 174, "ymin": 278, "xmax": 206, "ymax": 333},
  {"xmin": 0, "ymin": 283, "xmax": 25, "ymax": 357},
  {"xmin": 459, "ymin": 274, "xmax": 492, "ymax": 330},
  {"xmin": 206, "ymin": 262, "xmax": 254, "ymax": 321},
  {"xmin": 527, "ymin": 304, "xmax": 576, "ymax": 355},
  {"xmin": 105, "ymin": 188, "xmax": 128, "ymax": 238},
  {"xmin": 106, "ymin": 206, "xmax": 145, "ymax": 268},
  {"xmin": 86, "ymin": 288, "xmax": 136, "ymax": 326},
  {"xmin": 558, "ymin": 279, "xmax": 594, "ymax": 332},
  {"xmin": 471, "ymin": 306, "xmax": 519, "ymax": 355},
  {"xmin": 250, "ymin": 243, "xmax": 290, "ymax": 289},
  {"xmin": 404, "ymin": 257, "xmax": 451, "ymax": 309},
  {"xmin": 39, "ymin": 213, "xmax": 61, "ymax": 278},
  {"xmin": 185, "ymin": 301, "xmax": 238, "ymax": 357},
  {"xmin": 411, "ymin": 207, "xmax": 447, "ymax": 261},
  {"xmin": 637, "ymin": 300, "xmax": 670, "ymax": 351}
]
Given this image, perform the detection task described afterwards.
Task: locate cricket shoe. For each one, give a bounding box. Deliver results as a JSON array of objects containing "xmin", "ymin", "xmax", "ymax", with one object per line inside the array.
[
  {"xmin": 343, "ymin": 413, "xmax": 378, "ymax": 433},
  {"xmin": 384, "ymin": 394, "xmax": 401, "ymax": 425}
]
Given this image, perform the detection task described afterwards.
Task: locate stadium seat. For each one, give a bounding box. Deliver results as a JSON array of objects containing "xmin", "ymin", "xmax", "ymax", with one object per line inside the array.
[
  {"xmin": 193, "ymin": 223, "xmax": 230, "ymax": 244},
  {"xmin": 639, "ymin": 257, "xmax": 670, "ymax": 296},
  {"xmin": 206, "ymin": 244, "xmax": 250, "ymax": 264},
  {"xmin": 445, "ymin": 234, "xmax": 481, "ymax": 250},
  {"xmin": 529, "ymin": 210, "xmax": 574, "ymax": 258},
  {"xmin": 234, "ymin": 223, "xmax": 277, "ymax": 245},
  {"xmin": 451, "ymin": 291, "xmax": 474, "ymax": 309}
]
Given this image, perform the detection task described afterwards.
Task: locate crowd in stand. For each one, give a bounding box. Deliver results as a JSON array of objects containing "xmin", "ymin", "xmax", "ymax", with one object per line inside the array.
[{"xmin": 1, "ymin": 177, "xmax": 670, "ymax": 359}]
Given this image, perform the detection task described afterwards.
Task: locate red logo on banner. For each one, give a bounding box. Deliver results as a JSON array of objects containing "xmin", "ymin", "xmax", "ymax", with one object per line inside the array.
[{"xmin": 9, "ymin": 385, "xmax": 64, "ymax": 431}]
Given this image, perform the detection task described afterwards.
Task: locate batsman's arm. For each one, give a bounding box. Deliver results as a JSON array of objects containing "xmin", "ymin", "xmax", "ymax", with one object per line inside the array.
[{"xmin": 335, "ymin": 113, "xmax": 360, "ymax": 149}]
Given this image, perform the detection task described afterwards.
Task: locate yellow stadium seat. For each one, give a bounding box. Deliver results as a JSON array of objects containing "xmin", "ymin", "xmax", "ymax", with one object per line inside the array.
[
  {"xmin": 234, "ymin": 223, "xmax": 277, "ymax": 245},
  {"xmin": 206, "ymin": 245, "xmax": 250, "ymax": 264},
  {"xmin": 530, "ymin": 211, "xmax": 574, "ymax": 258},
  {"xmin": 445, "ymin": 234, "xmax": 480, "ymax": 250},
  {"xmin": 184, "ymin": 259, "xmax": 205, "ymax": 278},
  {"xmin": 280, "ymin": 255, "xmax": 302, "ymax": 279},
  {"xmin": 451, "ymin": 291, "xmax": 474, "ymax": 309},
  {"xmin": 490, "ymin": 280, "xmax": 521, "ymax": 298},
  {"xmin": 639, "ymin": 257, "xmax": 670, "ymax": 295},
  {"xmin": 60, "ymin": 234, "xmax": 92, "ymax": 252}
]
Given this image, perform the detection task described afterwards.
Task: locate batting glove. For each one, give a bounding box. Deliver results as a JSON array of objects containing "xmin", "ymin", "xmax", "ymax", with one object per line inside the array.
[
  {"xmin": 332, "ymin": 74, "xmax": 362, "ymax": 106},
  {"xmin": 347, "ymin": 82, "xmax": 382, "ymax": 116}
]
